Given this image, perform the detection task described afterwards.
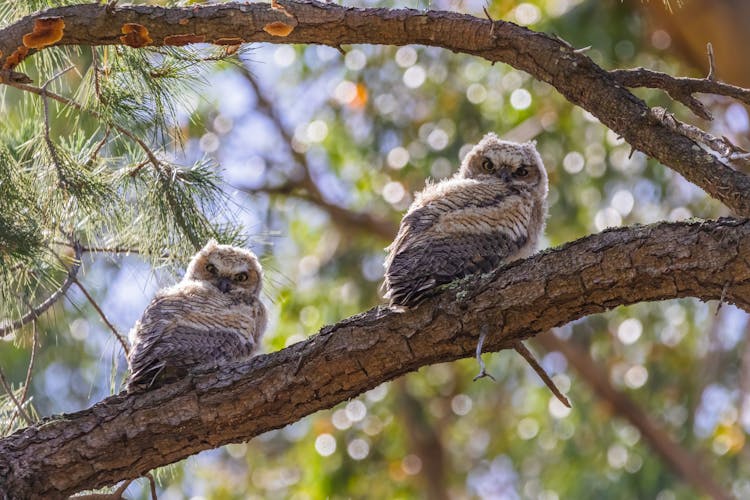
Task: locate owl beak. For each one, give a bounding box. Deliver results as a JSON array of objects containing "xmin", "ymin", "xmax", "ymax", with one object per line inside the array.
[
  {"xmin": 217, "ymin": 277, "xmax": 232, "ymax": 293},
  {"xmin": 500, "ymin": 169, "xmax": 511, "ymax": 182}
]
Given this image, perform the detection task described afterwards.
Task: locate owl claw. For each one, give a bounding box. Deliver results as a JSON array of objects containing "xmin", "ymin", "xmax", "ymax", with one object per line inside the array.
[{"xmin": 473, "ymin": 327, "xmax": 496, "ymax": 382}]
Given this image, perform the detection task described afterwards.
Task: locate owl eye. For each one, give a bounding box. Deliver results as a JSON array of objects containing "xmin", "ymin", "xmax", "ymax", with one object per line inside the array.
[
  {"xmin": 481, "ymin": 158, "xmax": 495, "ymax": 172},
  {"xmin": 234, "ymin": 272, "xmax": 249, "ymax": 282},
  {"xmin": 514, "ymin": 166, "xmax": 529, "ymax": 177},
  {"xmin": 205, "ymin": 263, "xmax": 218, "ymax": 275}
]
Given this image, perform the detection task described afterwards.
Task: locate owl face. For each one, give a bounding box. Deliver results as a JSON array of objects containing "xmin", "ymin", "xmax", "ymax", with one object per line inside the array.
[
  {"xmin": 183, "ymin": 240, "xmax": 263, "ymax": 297},
  {"xmin": 459, "ymin": 133, "xmax": 548, "ymax": 197}
]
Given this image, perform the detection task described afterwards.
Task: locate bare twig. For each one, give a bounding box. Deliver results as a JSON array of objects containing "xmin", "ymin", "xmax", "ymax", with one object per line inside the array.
[
  {"xmin": 41, "ymin": 66, "xmax": 76, "ymax": 188},
  {"xmin": 651, "ymin": 106, "xmax": 750, "ymax": 168},
  {"xmin": 514, "ymin": 341, "xmax": 571, "ymax": 408},
  {"xmin": 0, "ymin": 366, "xmax": 33, "ymax": 426},
  {"xmin": 610, "ymin": 66, "xmax": 750, "ymax": 121},
  {"xmin": 145, "ymin": 473, "xmax": 158, "ymax": 500},
  {"xmin": 538, "ymin": 331, "xmax": 731, "ymax": 500},
  {"xmin": 54, "ymin": 240, "xmax": 142, "ymax": 255},
  {"xmin": 72, "ymin": 279, "xmax": 129, "ymax": 356},
  {"xmin": 0, "ymin": 243, "xmax": 83, "ymax": 337},
  {"xmin": 3, "ymin": 319, "xmax": 40, "ymax": 434},
  {"xmin": 706, "ymin": 42, "xmax": 716, "ymax": 81}
]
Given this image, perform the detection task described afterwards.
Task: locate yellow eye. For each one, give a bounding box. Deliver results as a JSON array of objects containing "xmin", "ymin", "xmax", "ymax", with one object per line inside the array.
[
  {"xmin": 514, "ymin": 166, "xmax": 529, "ymax": 177},
  {"xmin": 205, "ymin": 263, "xmax": 218, "ymax": 275},
  {"xmin": 481, "ymin": 158, "xmax": 494, "ymax": 172},
  {"xmin": 234, "ymin": 272, "xmax": 248, "ymax": 282}
]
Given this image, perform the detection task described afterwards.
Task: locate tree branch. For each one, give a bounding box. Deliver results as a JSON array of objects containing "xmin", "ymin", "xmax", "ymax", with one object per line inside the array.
[
  {"xmin": 610, "ymin": 67, "xmax": 750, "ymax": 121},
  {"xmin": 0, "ymin": 243, "xmax": 82, "ymax": 337},
  {"xmin": 237, "ymin": 67, "xmax": 398, "ymax": 241},
  {"xmin": 0, "ymin": 218, "xmax": 749, "ymax": 498},
  {"xmin": 3, "ymin": 1, "xmax": 750, "ymax": 214},
  {"xmin": 537, "ymin": 332, "xmax": 731, "ymax": 500}
]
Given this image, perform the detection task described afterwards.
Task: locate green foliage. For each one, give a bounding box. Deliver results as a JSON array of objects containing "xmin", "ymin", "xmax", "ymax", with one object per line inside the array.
[{"xmin": 0, "ymin": 0, "xmax": 747, "ymax": 499}]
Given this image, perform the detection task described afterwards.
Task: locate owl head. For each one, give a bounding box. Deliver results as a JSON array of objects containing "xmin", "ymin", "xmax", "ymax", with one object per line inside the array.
[
  {"xmin": 459, "ymin": 133, "xmax": 548, "ymax": 198},
  {"xmin": 183, "ymin": 240, "xmax": 263, "ymax": 298}
]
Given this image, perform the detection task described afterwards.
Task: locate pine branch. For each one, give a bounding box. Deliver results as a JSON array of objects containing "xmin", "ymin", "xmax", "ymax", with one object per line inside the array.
[
  {"xmin": 0, "ymin": 242, "xmax": 82, "ymax": 337},
  {"xmin": 2, "ymin": 2, "xmax": 750, "ymax": 214}
]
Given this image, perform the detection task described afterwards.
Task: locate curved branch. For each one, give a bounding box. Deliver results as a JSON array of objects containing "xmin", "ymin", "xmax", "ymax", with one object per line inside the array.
[
  {"xmin": 610, "ymin": 67, "xmax": 750, "ymax": 121},
  {"xmin": 0, "ymin": 218, "xmax": 748, "ymax": 497},
  {"xmin": 537, "ymin": 332, "xmax": 731, "ymax": 500},
  {"xmin": 0, "ymin": 243, "xmax": 82, "ymax": 337},
  {"xmin": 3, "ymin": 2, "xmax": 750, "ymax": 215},
  {"xmin": 238, "ymin": 67, "xmax": 398, "ymax": 240}
]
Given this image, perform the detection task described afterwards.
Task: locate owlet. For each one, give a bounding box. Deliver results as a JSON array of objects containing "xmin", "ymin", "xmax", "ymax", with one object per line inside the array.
[
  {"xmin": 127, "ymin": 240, "xmax": 267, "ymax": 390},
  {"xmin": 384, "ymin": 133, "xmax": 548, "ymax": 307}
]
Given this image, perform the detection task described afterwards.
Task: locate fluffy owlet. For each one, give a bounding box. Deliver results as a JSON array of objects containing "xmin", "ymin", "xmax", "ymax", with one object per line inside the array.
[
  {"xmin": 384, "ymin": 133, "xmax": 548, "ymax": 307},
  {"xmin": 126, "ymin": 240, "xmax": 267, "ymax": 391}
]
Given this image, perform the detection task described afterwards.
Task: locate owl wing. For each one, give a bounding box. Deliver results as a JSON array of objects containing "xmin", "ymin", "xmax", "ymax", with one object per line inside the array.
[
  {"xmin": 384, "ymin": 183, "xmax": 533, "ymax": 307},
  {"xmin": 127, "ymin": 294, "xmax": 256, "ymax": 390}
]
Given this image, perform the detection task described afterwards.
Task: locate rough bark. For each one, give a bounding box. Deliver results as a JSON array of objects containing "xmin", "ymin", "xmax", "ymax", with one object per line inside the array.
[
  {"xmin": 0, "ymin": 218, "xmax": 749, "ymax": 498},
  {"xmin": 2, "ymin": 1, "xmax": 750, "ymax": 215}
]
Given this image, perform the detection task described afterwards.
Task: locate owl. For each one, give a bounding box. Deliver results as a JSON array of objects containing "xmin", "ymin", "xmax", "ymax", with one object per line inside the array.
[
  {"xmin": 383, "ymin": 133, "xmax": 548, "ymax": 307},
  {"xmin": 126, "ymin": 240, "xmax": 267, "ymax": 391}
]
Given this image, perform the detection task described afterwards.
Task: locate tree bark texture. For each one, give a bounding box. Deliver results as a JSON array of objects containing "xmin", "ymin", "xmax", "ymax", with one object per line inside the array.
[
  {"xmin": 0, "ymin": 218, "xmax": 749, "ymax": 498},
  {"xmin": 1, "ymin": 1, "xmax": 750, "ymax": 216}
]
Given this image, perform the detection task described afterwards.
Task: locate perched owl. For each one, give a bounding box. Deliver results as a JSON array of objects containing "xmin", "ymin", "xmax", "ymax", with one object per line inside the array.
[
  {"xmin": 126, "ymin": 240, "xmax": 267, "ymax": 391},
  {"xmin": 384, "ymin": 133, "xmax": 548, "ymax": 307}
]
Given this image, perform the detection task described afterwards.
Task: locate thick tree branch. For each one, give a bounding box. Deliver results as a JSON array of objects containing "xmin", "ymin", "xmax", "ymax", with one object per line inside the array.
[
  {"xmin": 0, "ymin": 218, "xmax": 749, "ymax": 498},
  {"xmin": 3, "ymin": 2, "xmax": 750, "ymax": 215}
]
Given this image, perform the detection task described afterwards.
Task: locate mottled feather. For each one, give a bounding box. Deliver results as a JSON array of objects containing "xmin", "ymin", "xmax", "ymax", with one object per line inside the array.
[
  {"xmin": 384, "ymin": 133, "xmax": 548, "ymax": 307},
  {"xmin": 127, "ymin": 241, "xmax": 267, "ymax": 390}
]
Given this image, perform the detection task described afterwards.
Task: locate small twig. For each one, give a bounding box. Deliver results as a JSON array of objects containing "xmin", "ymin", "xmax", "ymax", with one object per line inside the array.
[
  {"xmin": 3, "ymin": 318, "xmax": 40, "ymax": 434},
  {"xmin": 573, "ymin": 45, "xmax": 592, "ymax": 54},
  {"xmin": 0, "ymin": 70, "xmax": 32, "ymax": 84},
  {"xmin": 651, "ymin": 106, "xmax": 749, "ymax": 166},
  {"xmin": 0, "ymin": 365, "xmax": 33, "ymax": 426},
  {"xmin": 0, "ymin": 243, "xmax": 83, "ymax": 337},
  {"xmin": 146, "ymin": 473, "xmax": 158, "ymax": 500},
  {"xmin": 716, "ymin": 281, "xmax": 730, "ymax": 316},
  {"xmin": 91, "ymin": 46, "xmax": 103, "ymax": 100},
  {"xmin": 41, "ymin": 65, "xmax": 76, "ymax": 188},
  {"xmin": 482, "ymin": 7, "xmax": 496, "ymax": 38},
  {"xmin": 514, "ymin": 341, "xmax": 571, "ymax": 408},
  {"xmin": 610, "ymin": 62, "xmax": 750, "ymax": 122},
  {"xmin": 706, "ymin": 42, "xmax": 716, "ymax": 81},
  {"xmin": 72, "ymin": 278, "xmax": 129, "ymax": 356},
  {"xmin": 88, "ymin": 129, "xmax": 111, "ymax": 167}
]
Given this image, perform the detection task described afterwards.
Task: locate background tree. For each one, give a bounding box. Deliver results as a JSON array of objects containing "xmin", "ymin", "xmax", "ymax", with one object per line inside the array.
[{"xmin": 1, "ymin": 0, "xmax": 749, "ymax": 498}]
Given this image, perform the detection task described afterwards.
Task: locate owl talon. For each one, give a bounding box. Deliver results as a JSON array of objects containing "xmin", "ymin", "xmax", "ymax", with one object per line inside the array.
[
  {"xmin": 514, "ymin": 341, "xmax": 571, "ymax": 408},
  {"xmin": 473, "ymin": 328, "xmax": 496, "ymax": 382}
]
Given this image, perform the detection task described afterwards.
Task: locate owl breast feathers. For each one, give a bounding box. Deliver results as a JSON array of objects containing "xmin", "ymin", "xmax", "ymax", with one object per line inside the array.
[
  {"xmin": 126, "ymin": 240, "xmax": 267, "ymax": 391},
  {"xmin": 383, "ymin": 133, "xmax": 549, "ymax": 307}
]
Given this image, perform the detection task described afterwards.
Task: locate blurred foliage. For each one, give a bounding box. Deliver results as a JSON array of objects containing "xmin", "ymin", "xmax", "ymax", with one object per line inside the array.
[{"xmin": 1, "ymin": 0, "xmax": 749, "ymax": 499}]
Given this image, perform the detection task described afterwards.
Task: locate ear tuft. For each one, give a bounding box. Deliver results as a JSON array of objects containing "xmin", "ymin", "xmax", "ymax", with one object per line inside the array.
[{"xmin": 202, "ymin": 239, "xmax": 219, "ymax": 252}]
